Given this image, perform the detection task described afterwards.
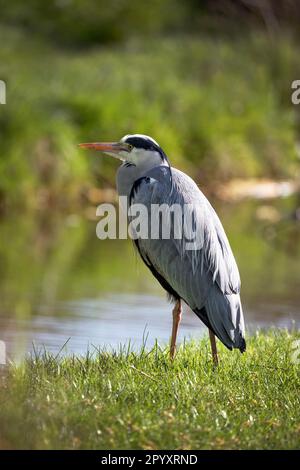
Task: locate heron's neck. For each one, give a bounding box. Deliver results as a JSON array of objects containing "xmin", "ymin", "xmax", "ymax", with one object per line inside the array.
[
  {"xmin": 136, "ymin": 157, "xmax": 167, "ymax": 175},
  {"xmin": 116, "ymin": 159, "xmax": 166, "ymax": 198}
]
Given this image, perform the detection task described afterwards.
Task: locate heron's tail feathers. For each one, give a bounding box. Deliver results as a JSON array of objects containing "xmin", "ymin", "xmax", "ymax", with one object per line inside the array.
[{"xmin": 195, "ymin": 288, "xmax": 246, "ymax": 353}]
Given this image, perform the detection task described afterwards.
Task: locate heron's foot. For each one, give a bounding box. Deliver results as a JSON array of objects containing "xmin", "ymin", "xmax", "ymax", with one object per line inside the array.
[{"xmin": 170, "ymin": 300, "xmax": 182, "ymax": 360}]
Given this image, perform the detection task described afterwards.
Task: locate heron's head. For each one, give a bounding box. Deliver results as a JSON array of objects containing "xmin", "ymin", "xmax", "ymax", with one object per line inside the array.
[{"xmin": 79, "ymin": 134, "xmax": 168, "ymax": 168}]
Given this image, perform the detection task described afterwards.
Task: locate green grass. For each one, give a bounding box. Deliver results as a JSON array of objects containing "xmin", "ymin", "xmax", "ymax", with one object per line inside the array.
[{"xmin": 0, "ymin": 330, "xmax": 299, "ymax": 449}]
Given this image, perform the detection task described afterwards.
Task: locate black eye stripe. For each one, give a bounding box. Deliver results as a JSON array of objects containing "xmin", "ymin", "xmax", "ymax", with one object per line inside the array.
[
  {"xmin": 123, "ymin": 136, "xmax": 169, "ymax": 163},
  {"xmin": 125, "ymin": 137, "xmax": 157, "ymax": 151}
]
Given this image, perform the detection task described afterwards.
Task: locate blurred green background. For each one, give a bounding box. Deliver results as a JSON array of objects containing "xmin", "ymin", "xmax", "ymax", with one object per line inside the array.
[
  {"xmin": 0, "ymin": 0, "xmax": 300, "ymax": 210},
  {"xmin": 0, "ymin": 0, "xmax": 300, "ymax": 355}
]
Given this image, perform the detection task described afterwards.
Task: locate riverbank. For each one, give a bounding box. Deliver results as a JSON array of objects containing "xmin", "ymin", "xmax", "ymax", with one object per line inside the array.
[{"xmin": 0, "ymin": 331, "xmax": 299, "ymax": 449}]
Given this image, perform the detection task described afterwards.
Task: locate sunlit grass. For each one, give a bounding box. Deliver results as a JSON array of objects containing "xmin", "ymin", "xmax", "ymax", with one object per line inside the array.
[{"xmin": 0, "ymin": 330, "xmax": 299, "ymax": 449}]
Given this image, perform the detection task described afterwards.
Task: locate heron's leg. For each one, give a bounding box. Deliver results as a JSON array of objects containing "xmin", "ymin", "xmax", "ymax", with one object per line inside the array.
[
  {"xmin": 209, "ymin": 329, "xmax": 219, "ymax": 366},
  {"xmin": 170, "ymin": 299, "xmax": 182, "ymax": 360}
]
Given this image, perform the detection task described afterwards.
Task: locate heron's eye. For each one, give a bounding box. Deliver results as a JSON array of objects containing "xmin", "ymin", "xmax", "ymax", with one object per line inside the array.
[{"xmin": 127, "ymin": 144, "xmax": 133, "ymax": 151}]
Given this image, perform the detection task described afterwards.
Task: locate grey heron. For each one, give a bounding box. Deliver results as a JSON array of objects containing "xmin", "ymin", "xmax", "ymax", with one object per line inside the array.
[{"xmin": 79, "ymin": 134, "xmax": 246, "ymax": 364}]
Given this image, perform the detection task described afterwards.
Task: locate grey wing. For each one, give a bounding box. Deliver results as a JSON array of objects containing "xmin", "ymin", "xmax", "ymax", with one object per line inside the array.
[{"xmin": 130, "ymin": 166, "xmax": 245, "ymax": 351}]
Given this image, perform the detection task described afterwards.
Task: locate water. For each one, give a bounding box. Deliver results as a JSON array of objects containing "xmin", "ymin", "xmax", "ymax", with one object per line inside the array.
[{"xmin": 0, "ymin": 196, "xmax": 299, "ymax": 359}]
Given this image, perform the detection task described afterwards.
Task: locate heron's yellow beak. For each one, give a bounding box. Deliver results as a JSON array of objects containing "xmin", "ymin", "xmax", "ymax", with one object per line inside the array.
[{"xmin": 78, "ymin": 142, "xmax": 124, "ymax": 153}]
